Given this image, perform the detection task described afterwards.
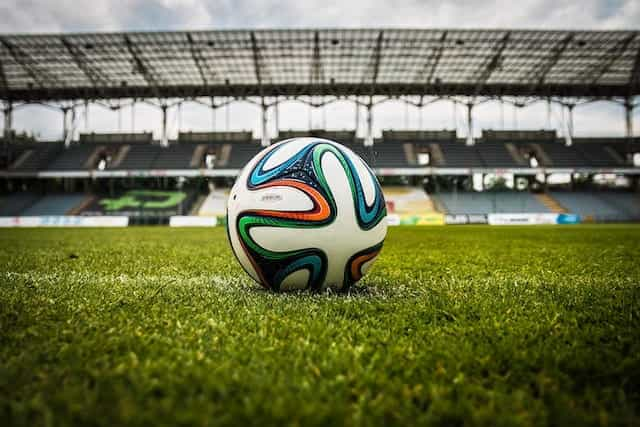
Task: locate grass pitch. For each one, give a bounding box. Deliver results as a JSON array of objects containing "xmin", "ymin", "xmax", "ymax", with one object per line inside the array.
[{"xmin": 1, "ymin": 225, "xmax": 639, "ymax": 426}]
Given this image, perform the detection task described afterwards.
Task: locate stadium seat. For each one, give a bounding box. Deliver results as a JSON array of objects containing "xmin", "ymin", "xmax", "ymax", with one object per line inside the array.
[
  {"xmin": 21, "ymin": 194, "xmax": 88, "ymax": 215},
  {"xmin": 0, "ymin": 193, "xmax": 41, "ymax": 216},
  {"xmin": 551, "ymin": 191, "xmax": 640, "ymax": 221},
  {"xmin": 433, "ymin": 192, "xmax": 551, "ymax": 214}
]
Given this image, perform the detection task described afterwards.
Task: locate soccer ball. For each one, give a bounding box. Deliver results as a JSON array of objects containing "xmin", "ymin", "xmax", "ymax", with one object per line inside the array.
[{"xmin": 227, "ymin": 138, "xmax": 387, "ymax": 291}]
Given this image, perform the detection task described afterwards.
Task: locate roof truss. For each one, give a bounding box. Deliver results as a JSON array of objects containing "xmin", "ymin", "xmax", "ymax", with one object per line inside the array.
[
  {"xmin": 0, "ymin": 36, "xmax": 59, "ymax": 88},
  {"xmin": 579, "ymin": 32, "xmax": 637, "ymax": 85},
  {"xmin": 0, "ymin": 28, "xmax": 637, "ymax": 102},
  {"xmin": 418, "ymin": 31, "xmax": 447, "ymax": 85},
  {"xmin": 123, "ymin": 35, "xmax": 161, "ymax": 94},
  {"xmin": 528, "ymin": 34, "xmax": 574, "ymax": 87},
  {"xmin": 0, "ymin": 51, "xmax": 7, "ymax": 93},
  {"xmin": 187, "ymin": 33, "xmax": 210, "ymax": 88},
  {"xmin": 473, "ymin": 31, "xmax": 511, "ymax": 95},
  {"xmin": 61, "ymin": 37, "xmax": 111, "ymax": 87},
  {"xmin": 631, "ymin": 42, "xmax": 640, "ymax": 90}
]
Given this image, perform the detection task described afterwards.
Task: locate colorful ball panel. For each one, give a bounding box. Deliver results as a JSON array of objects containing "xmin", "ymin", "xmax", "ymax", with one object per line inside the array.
[{"xmin": 227, "ymin": 138, "xmax": 387, "ymax": 291}]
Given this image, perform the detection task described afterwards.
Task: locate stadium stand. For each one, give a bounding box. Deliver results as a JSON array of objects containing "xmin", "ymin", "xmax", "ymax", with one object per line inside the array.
[
  {"xmin": 47, "ymin": 144, "xmax": 97, "ymax": 170},
  {"xmin": 572, "ymin": 142, "xmax": 626, "ymax": 168},
  {"xmin": 368, "ymin": 143, "xmax": 411, "ymax": 168},
  {"xmin": 114, "ymin": 144, "xmax": 161, "ymax": 170},
  {"xmin": 2, "ymin": 131, "xmax": 638, "ymax": 174},
  {"xmin": 21, "ymin": 194, "xmax": 87, "ymax": 215},
  {"xmin": 594, "ymin": 192, "xmax": 640, "ymax": 219},
  {"xmin": 226, "ymin": 143, "xmax": 262, "ymax": 169},
  {"xmin": 475, "ymin": 141, "xmax": 524, "ymax": 168},
  {"xmin": 179, "ymin": 131, "xmax": 253, "ymax": 144},
  {"xmin": 0, "ymin": 193, "xmax": 40, "ymax": 216},
  {"xmin": 278, "ymin": 130, "xmax": 357, "ymax": 144},
  {"xmin": 80, "ymin": 133, "xmax": 153, "ymax": 144},
  {"xmin": 534, "ymin": 142, "xmax": 584, "ymax": 168},
  {"xmin": 80, "ymin": 190, "xmax": 197, "ymax": 220},
  {"xmin": 434, "ymin": 192, "xmax": 551, "ymax": 214},
  {"xmin": 7, "ymin": 142, "xmax": 62, "ymax": 171},
  {"xmin": 383, "ymin": 187, "xmax": 437, "ymax": 214},
  {"xmin": 152, "ymin": 144, "xmax": 199, "ymax": 170},
  {"xmin": 549, "ymin": 191, "xmax": 639, "ymax": 221},
  {"xmin": 437, "ymin": 141, "xmax": 485, "ymax": 168}
]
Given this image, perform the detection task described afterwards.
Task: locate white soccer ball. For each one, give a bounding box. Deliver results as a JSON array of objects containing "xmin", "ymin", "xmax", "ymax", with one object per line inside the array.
[{"xmin": 227, "ymin": 137, "xmax": 387, "ymax": 291}]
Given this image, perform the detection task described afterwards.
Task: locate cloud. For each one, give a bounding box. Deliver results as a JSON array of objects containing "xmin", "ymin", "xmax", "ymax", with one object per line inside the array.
[{"xmin": 0, "ymin": 0, "xmax": 638, "ymax": 139}]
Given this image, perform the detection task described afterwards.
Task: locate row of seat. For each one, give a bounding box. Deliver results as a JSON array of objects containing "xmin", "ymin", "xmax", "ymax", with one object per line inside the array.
[
  {"xmin": 434, "ymin": 192, "xmax": 550, "ymax": 214},
  {"xmin": 433, "ymin": 191, "xmax": 640, "ymax": 221},
  {"xmin": 550, "ymin": 192, "xmax": 640, "ymax": 221},
  {"xmin": 0, "ymin": 193, "xmax": 87, "ymax": 216},
  {"xmin": 0, "ymin": 191, "xmax": 196, "ymax": 217},
  {"xmin": 1, "ymin": 189, "xmax": 638, "ymax": 221},
  {"xmin": 2, "ymin": 138, "xmax": 638, "ymax": 172}
]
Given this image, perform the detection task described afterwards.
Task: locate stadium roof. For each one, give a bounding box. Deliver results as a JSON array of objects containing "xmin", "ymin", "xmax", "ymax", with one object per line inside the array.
[{"xmin": 0, "ymin": 28, "xmax": 639, "ymax": 102}]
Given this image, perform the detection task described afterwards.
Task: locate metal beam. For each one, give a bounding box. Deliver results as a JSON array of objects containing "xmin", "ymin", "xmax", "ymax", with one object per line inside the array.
[
  {"xmin": 473, "ymin": 32, "xmax": 510, "ymax": 95},
  {"xmin": 0, "ymin": 28, "xmax": 638, "ymax": 103},
  {"xmin": 525, "ymin": 34, "xmax": 573, "ymax": 87},
  {"xmin": 579, "ymin": 32, "xmax": 636, "ymax": 85},
  {"xmin": 466, "ymin": 103, "xmax": 474, "ymax": 145},
  {"xmin": 418, "ymin": 31, "xmax": 447, "ymax": 85},
  {"xmin": 61, "ymin": 37, "xmax": 110, "ymax": 87},
  {"xmin": 3, "ymin": 102, "xmax": 12, "ymax": 137},
  {"xmin": 310, "ymin": 31, "xmax": 324, "ymax": 86},
  {"xmin": 124, "ymin": 35, "xmax": 161, "ymax": 94},
  {"xmin": 630, "ymin": 41, "xmax": 640, "ymax": 91},
  {"xmin": 366, "ymin": 31, "xmax": 384, "ymax": 87},
  {"xmin": 250, "ymin": 32, "xmax": 263, "ymax": 88},
  {"xmin": 160, "ymin": 104, "xmax": 168, "ymax": 147},
  {"xmin": 625, "ymin": 98, "xmax": 634, "ymax": 137},
  {"xmin": 564, "ymin": 104, "xmax": 574, "ymax": 146},
  {"xmin": 261, "ymin": 101, "xmax": 269, "ymax": 146},
  {"xmin": 2, "ymin": 81, "xmax": 639, "ymax": 103},
  {"xmin": 0, "ymin": 37, "xmax": 59, "ymax": 88},
  {"xmin": 0, "ymin": 50, "xmax": 7, "ymax": 95},
  {"xmin": 364, "ymin": 102, "xmax": 373, "ymax": 146},
  {"xmin": 187, "ymin": 33, "xmax": 210, "ymax": 87}
]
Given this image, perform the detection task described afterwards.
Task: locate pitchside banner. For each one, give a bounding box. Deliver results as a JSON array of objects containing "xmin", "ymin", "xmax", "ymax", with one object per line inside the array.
[
  {"xmin": 387, "ymin": 213, "xmax": 445, "ymax": 226},
  {"xmin": 169, "ymin": 216, "xmax": 218, "ymax": 227},
  {"xmin": 445, "ymin": 214, "xmax": 469, "ymax": 225},
  {"xmin": 556, "ymin": 213, "xmax": 581, "ymax": 224},
  {"xmin": 0, "ymin": 216, "xmax": 129, "ymax": 227},
  {"xmin": 488, "ymin": 213, "xmax": 581, "ymax": 225}
]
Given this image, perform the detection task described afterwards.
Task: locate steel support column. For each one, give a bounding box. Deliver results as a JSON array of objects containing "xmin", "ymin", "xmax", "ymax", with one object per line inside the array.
[
  {"xmin": 565, "ymin": 104, "xmax": 574, "ymax": 146},
  {"xmin": 62, "ymin": 107, "xmax": 69, "ymax": 142},
  {"xmin": 64, "ymin": 107, "xmax": 75, "ymax": 148},
  {"xmin": 131, "ymin": 100, "xmax": 136, "ymax": 132},
  {"xmin": 466, "ymin": 103, "xmax": 474, "ymax": 146},
  {"xmin": 3, "ymin": 102, "xmax": 12, "ymax": 138},
  {"xmin": 452, "ymin": 101, "xmax": 457, "ymax": 131},
  {"xmin": 354, "ymin": 101, "xmax": 359, "ymax": 135},
  {"xmin": 84, "ymin": 100, "xmax": 89, "ymax": 130},
  {"xmin": 365, "ymin": 102, "xmax": 373, "ymax": 147},
  {"xmin": 624, "ymin": 98, "xmax": 634, "ymax": 137},
  {"xmin": 274, "ymin": 101, "xmax": 279, "ymax": 139},
  {"xmin": 261, "ymin": 100, "xmax": 270, "ymax": 147},
  {"xmin": 161, "ymin": 104, "xmax": 168, "ymax": 147}
]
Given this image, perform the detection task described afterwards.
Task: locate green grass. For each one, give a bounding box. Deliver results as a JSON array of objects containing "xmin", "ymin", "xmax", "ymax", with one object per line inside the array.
[{"xmin": 1, "ymin": 225, "xmax": 639, "ymax": 426}]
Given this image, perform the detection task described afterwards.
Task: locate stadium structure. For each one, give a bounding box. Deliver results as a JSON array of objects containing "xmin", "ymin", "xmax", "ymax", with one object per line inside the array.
[{"xmin": 1, "ymin": 28, "xmax": 639, "ymax": 225}]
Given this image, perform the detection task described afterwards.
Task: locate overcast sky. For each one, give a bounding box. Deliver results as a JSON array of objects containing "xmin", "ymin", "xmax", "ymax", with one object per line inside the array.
[{"xmin": 1, "ymin": 0, "xmax": 639, "ymax": 140}]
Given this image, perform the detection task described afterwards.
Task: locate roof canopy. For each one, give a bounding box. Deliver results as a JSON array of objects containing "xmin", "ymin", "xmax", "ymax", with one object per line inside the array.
[{"xmin": 1, "ymin": 28, "xmax": 639, "ymax": 102}]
